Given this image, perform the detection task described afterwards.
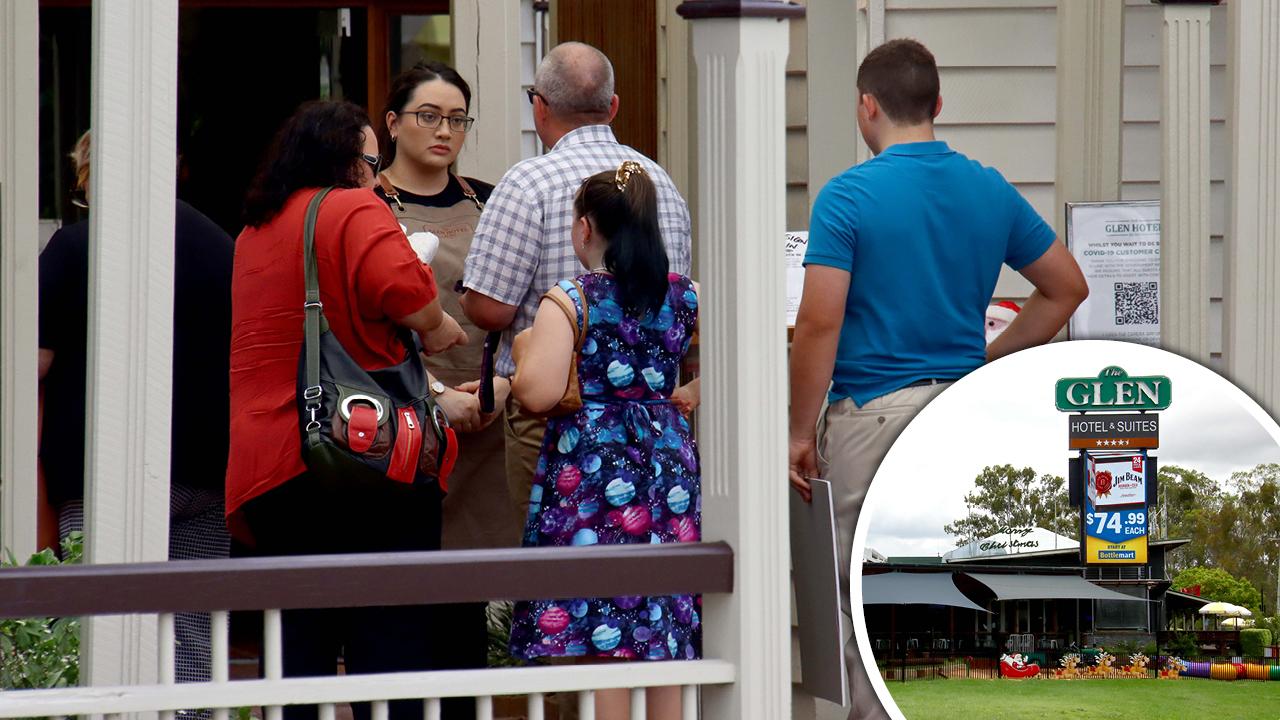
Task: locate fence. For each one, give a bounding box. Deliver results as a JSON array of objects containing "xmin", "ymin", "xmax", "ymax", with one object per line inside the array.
[
  {"xmin": 867, "ymin": 632, "xmax": 1280, "ymax": 682},
  {"xmin": 0, "ymin": 542, "xmax": 734, "ymax": 719}
]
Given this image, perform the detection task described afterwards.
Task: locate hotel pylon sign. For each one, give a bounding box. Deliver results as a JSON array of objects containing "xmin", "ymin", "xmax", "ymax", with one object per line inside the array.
[{"xmin": 1060, "ymin": 367, "xmax": 1166, "ymax": 565}]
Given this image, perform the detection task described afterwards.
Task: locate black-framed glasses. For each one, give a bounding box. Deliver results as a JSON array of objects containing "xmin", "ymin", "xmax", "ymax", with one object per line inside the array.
[
  {"xmin": 70, "ymin": 187, "xmax": 89, "ymax": 209},
  {"xmin": 361, "ymin": 153, "xmax": 382, "ymax": 173},
  {"xmin": 404, "ymin": 110, "xmax": 475, "ymax": 133},
  {"xmin": 525, "ymin": 87, "xmax": 543, "ymax": 105}
]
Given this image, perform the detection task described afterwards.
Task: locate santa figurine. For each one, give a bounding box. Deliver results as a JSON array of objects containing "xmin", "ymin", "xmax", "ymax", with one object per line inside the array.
[{"xmin": 985, "ymin": 300, "xmax": 1021, "ymax": 344}]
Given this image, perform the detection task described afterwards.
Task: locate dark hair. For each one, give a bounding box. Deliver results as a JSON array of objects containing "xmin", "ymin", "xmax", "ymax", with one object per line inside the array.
[
  {"xmin": 574, "ymin": 163, "xmax": 669, "ymax": 317},
  {"xmin": 379, "ymin": 61, "xmax": 472, "ymax": 165},
  {"xmin": 856, "ymin": 38, "xmax": 939, "ymax": 125},
  {"xmin": 242, "ymin": 100, "xmax": 371, "ymax": 227}
]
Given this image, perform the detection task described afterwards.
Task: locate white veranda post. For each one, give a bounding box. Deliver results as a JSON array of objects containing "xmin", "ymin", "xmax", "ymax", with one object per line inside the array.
[
  {"xmin": 84, "ymin": 0, "xmax": 178, "ymax": 692},
  {"xmin": 679, "ymin": 3, "xmax": 799, "ymax": 719}
]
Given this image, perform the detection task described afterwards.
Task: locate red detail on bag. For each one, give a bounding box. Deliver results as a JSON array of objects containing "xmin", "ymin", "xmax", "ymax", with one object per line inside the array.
[
  {"xmin": 438, "ymin": 427, "xmax": 459, "ymax": 493},
  {"xmin": 387, "ymin": 407, "xmax": 423, "ymax": 484},
  {"xmin": 346, "ymin": 405, "xmax": 378, "ymax": 454}
]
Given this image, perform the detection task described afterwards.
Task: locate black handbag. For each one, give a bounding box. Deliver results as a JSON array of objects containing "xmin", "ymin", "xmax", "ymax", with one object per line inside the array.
[{"xmin": 296, "ymin": 187, "xmax": 458, "ymax": 489}]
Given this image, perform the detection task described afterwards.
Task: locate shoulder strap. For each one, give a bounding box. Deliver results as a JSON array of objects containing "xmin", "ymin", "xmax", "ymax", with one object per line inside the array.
[
  {"xmin": 376, "ymin": 173, "xmax": 405, "ymax": 212},
  {"xmin": 543, "ymin": 280, "xmax": 588, "ymax": 352},
  {"xmin": 455, "ymin": 174, "xmax": 485, "ymax": 212},
  {"xmin": 303, "ymin": 187, "xmax": 336, "ymax": 400}
]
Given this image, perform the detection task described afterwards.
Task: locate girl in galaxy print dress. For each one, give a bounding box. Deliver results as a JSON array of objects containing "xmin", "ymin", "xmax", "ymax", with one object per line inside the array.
[{"xmin": 508, "ymin": 162, "xmax": 701, "ymax": 717}]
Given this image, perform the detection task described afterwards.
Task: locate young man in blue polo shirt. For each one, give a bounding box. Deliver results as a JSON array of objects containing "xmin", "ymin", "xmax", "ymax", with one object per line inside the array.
[{"xmin": 788, "ymin": 39, "xmax": 1087, "ymax": 719}]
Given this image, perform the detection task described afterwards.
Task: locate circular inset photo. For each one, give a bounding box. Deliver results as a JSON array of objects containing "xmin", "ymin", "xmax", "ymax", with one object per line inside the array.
[{"xmin": 852, "ymin": 340, "xmax": 1280, "ymax": 720}]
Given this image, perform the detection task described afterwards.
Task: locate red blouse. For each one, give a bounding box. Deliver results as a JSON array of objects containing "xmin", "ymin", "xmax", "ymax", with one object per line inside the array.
[{"xmin": 226, "ymin": 188, "xmax": 437, "ymax": 529}]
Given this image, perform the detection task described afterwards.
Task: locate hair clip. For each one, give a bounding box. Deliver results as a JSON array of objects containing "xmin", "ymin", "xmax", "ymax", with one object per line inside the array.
[{"xmin": 614, "ymin": 160, "xmax": 645, "ymax": 191}]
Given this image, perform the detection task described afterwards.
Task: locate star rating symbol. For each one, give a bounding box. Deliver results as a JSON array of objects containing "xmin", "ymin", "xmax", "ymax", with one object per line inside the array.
[{"xmin": 1094, "ymin": 439, "xmax": 1132, "ymax": 447}]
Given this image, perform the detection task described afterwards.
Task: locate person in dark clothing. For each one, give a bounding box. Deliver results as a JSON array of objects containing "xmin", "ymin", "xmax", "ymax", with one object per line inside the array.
[{"xmin": 38, "ymin": 130, "xmax": 236, "ymax": 702}]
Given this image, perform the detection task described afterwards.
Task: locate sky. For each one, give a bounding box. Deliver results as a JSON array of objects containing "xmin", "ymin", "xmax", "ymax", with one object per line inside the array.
[{"xmin": 860, "ymin": 340, "xmax": 1280, "ymax": 560}]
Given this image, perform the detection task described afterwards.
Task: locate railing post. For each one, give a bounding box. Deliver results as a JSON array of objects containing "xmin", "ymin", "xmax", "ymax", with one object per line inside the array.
[
  {"xmin": 83, "ymin": 0, "xmax": 178, "ymax": 695},
  {"xmin": 676, "ymin": 2, "xmax": 802, "ymax": 719}
]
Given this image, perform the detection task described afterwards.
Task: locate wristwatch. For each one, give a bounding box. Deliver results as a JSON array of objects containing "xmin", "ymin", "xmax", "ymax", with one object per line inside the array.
[{"xmin": 430, "ymin": 379, "xmax": 446, "ymax": 396}]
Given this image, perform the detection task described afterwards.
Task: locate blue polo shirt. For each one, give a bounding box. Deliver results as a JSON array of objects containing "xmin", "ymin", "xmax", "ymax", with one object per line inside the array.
[{"xmin": 805, "ymin": 141, "xmax": 1056, "ymax": 406}]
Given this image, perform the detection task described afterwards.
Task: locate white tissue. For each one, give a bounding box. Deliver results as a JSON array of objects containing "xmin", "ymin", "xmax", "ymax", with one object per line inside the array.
[{"xmin": 407, "ymin": 231, "xmax": 440, "ymax": 264}]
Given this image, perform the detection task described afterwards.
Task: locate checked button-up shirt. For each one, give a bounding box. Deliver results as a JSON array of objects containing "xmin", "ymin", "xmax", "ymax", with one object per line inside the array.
[{"xmin": 462, "ymin": 124, "xmax": 692, "ymax": 376}]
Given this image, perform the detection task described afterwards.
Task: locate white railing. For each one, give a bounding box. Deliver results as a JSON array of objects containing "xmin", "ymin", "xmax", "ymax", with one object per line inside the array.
[
  {"xmin": 0, "ymin": 609, "xmax": 733, "ymax": 719},
  {"xmin": 0, "ymin": 544, "xmax": 735, "ymax": 719}
]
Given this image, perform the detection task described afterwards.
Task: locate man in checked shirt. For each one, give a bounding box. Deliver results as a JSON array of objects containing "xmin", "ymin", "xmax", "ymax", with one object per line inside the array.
[{"xmin": 461, "ymin": 41, "xmax": 693, "ymax": 528}]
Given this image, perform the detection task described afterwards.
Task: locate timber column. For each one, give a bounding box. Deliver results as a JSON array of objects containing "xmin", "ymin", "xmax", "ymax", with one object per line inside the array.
[
  {"xmin": 1054, "ymin": 0, "xmax": 1125, "ymax": 224},
  {"xmin": 676, "ymin": 2, "xmax": 802, "ymax": 719},
  {"xmin": 1224, "ymin": 0, "xmax": 1280, "ymax": 419},
  {"xmin": 84, "ymin": 0, "xmax": 178, "ymax": 694},
  {"xmin": 1156, "ymin": 0, "xmax": 1218, "ymax": 363}
]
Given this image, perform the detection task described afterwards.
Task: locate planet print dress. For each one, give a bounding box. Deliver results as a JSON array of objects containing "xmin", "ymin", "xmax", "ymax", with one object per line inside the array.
[{"xmin": 509, "ymin": 272, "xmax": 702, "ymax": 662}]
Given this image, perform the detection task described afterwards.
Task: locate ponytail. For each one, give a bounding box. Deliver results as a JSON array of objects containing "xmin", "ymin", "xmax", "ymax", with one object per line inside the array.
[{"xmin": 574, "ymin": 162, "xmax": 669, "ymax": 316}]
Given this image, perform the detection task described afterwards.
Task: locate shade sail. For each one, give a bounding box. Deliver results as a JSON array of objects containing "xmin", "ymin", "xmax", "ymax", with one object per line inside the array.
[
  {"xmin": 965, "ymin": 572, "xmax": 1146, "ymax": 603},
  {"xmin": 862, "ymin": 572, "xmax": 990, "ymax": 612}
]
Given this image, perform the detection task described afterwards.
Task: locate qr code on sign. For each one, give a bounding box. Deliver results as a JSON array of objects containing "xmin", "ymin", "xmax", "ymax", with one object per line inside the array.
[{"xmin": 1114, "ymin": 282, "xmax": 1158, "ymax": 325}]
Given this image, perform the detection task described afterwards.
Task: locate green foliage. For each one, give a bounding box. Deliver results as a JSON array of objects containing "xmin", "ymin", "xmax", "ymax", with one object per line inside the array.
[
  {"xmin": 944, "ymin": 465, "xmax": 1076, "ymax": 546},
  {"xmin": 486, "ymin": 601, "xmax": 522, "ymax": 668},
  {"xmin": 1239, "ymin": 628, "xmax": 1272, "ymax": 657},
  {"xmin": 1172, "ymin": 566, "xmax": 1263, "ymax": 613},
  {"xmin": 1159, "ymin": 464, "xmax": 1280, "ymax": 616},
  {"xmin": 1164, "ymin": 632, "xmax": 1200, "ymax": 659},
  {"xmin": 0, "ymin": 532, "xmax": 82, "ymax": 690},
  {"xmin": 1257, "ymin": 615, "xmax": 1280, "ymax": 639}
]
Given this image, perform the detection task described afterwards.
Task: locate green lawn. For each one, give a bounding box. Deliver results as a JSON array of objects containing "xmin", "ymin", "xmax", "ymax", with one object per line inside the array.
[{"xmin": 886, "ymin": 678, "xmax": 1280, "ymax": 720}]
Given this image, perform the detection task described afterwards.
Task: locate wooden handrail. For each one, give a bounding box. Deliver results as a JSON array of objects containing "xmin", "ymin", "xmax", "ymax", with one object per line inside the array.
[{"xmin": 0, "ymin": 542, "xmax": 734, "ymax": 618}]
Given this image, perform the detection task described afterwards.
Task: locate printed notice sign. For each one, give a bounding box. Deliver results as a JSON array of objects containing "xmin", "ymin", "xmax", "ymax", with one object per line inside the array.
[
  {"xmin": 786, "ymin": 231, "xmax": 809, "ymax": 327},
  {"xmin": 1066, "ymin": 201, "xmax": 1160, "ymax": 344}
]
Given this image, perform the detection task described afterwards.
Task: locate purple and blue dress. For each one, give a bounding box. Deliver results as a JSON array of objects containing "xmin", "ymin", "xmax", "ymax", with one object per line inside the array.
[{"xmin": 509, "ymin": 272, "xmax": 702, "ymax": 662}]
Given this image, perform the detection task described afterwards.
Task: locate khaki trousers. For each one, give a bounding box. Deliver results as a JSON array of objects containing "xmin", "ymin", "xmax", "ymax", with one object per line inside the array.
[
  {"xmin": 503, "ymin": 395, "xmax": 548, "ymax": 528},
  {"xmin": 818, "ymin": 382, "xmax": 950, "ymax": 720}
]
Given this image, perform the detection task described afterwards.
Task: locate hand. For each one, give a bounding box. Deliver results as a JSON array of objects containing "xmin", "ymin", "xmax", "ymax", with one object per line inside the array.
[
  {"xmin": 510, "ymin": 327, "xmax": 532, "ymax": 366},
  {"xmin": 789, "ymin": 434, "xmax": 819, "ymax": 503},
  {"xmin": 670, "ymin": 378, "xmax": 700, "ymax": 417},
  {"xmin": 434, "ymin": 386, "xmax": 482, "ymax": 433},
  {"xmin": 454, "ymin": 376, "xmax": 511, "ymax": 431},
  {"xmin": 422, "ymin": 314, "xmax": 468, "ymax": 355}
]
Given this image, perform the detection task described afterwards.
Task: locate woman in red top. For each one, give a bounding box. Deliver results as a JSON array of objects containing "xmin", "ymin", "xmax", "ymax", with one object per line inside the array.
[{"xmin": 227, "ymin": 100, "xmax": 466, "ymax": 720}]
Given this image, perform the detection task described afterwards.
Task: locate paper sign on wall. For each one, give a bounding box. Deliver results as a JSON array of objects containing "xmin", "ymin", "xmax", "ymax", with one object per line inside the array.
[
  {"xmin": 1066, "ymin": 201, "xmax": 1160, "ymax": 345},
  {"xmin": 786, "ymin": 231, "xmax": 808, "ymax": 327}
]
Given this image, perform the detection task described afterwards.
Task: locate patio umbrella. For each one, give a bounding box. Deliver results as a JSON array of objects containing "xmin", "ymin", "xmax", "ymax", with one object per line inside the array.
[
  {"xmin": 1222, "ymin": 617, "xmax": 1254, "ymax": 628},
  {"xmin": 1233, "ymin": 605, "xmax": 1253, "ymax": 617},
  {"xmin": 1198, "ymin": 601, "xmax": 1236, "ymax": 616},
  {"xmin": 1199, "ymin": 601, "xmax": 1237, "ymax": 630}
]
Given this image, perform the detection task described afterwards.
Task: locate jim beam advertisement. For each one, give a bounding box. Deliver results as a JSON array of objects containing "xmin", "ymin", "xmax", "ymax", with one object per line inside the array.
[{"xmin": 1059, "ymin": 366, "xmax": 1166, "ymax": 566}]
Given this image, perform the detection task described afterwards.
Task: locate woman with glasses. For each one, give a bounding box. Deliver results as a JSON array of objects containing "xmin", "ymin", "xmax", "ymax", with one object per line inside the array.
[
  {"xmin": 375, "ymin": 62, "xmax": 519, "ymax": 703},
  {"xmin": 229, "ymin": 99, "xmax": 467, "ymax": 720}
]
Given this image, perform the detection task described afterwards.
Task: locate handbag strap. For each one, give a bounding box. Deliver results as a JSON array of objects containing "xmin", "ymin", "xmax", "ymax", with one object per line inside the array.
[
  {"xmin": 545, "ymin": 279, "xmax": 589, "ymax": 352},
  {"xmin": 302, "ymin": 187, "xmax": 336, "ymax": 409}
]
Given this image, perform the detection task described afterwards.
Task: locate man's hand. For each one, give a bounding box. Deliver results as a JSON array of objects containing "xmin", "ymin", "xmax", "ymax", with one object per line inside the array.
[
  {"xmin": 455, "ymin": 377, "xmax": 511, "ymax": 431},
  {"xmin": 422, "ymin": 313, "xmax": 468, "ymax": 355},
  {"xmin": 435, "ymin": 385, "xmax": 482, "ymax": 433},
  {"xmin": 789, "ymin": 434, "xmax": 819, "ymax": 503}
]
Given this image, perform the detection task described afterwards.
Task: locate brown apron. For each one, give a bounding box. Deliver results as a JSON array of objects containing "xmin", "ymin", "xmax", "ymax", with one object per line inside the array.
[{"xmin": 379, "ymin": 173, "xmax": 522, "ymax": 549}]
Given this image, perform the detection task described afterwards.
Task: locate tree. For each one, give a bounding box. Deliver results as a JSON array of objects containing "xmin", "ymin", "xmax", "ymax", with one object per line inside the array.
[
  {"xmin": 1154, "ymin": 465, "xmax": 1223, "ymax": 575},
  {"xmin": 1219, "ymin": 464, "xmax": 1280, "ymax": 615},
  {"xmin": 1172, "ymin": 566, "xmax": 1262, "ymax": 613},
  {"xmin": 944, "ymin": 465, "xmax": 1076, "ymax": 546}
]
